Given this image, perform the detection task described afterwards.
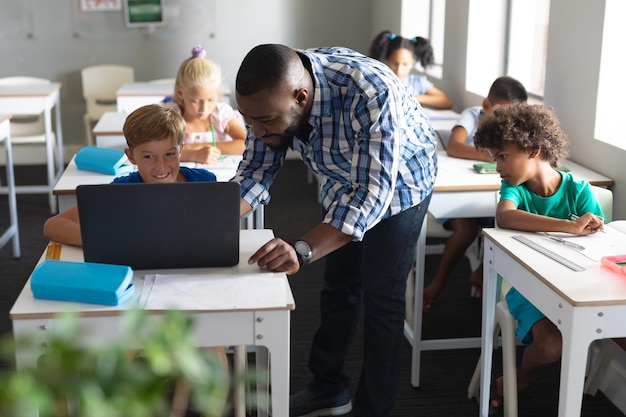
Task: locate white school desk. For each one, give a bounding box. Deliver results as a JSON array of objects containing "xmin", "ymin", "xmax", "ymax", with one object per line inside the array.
[
  {"xmin": 52, "ymin": 154, "xmax": 264, "ymax": 229},
  {"xmin": 116, "ymin": 81, "xmax": 174, "ymax": 113},
  {"xmin": 0, "ymin": 114, "xmax": 20, "ymax": 257},
  {"xmin": 92, "ymin": 111, "xmax": 128, "ymax": 149},
  {"xmin": 10, "ymin": 229, "xmax": 294, "ymax": 417},
  {"xmin": 422, "ymin": 108, "xmax": 460, "ymax": 132},
  {"xmin": 0, "ymin": 83, "xmax": 64, "ymax": 213},
  {"xmin": 116, "ymin": 82, "xmax": 234, "ymax": 114},
  {"xmin": 479, "ymin": 228, "xmax": 626, "ymax": 417},
  {"xmin": 93, "ymin": 110, "xmax": 241, "ymax": 150},
  {"xmin": 405, "ymin": 152, "xmax": 615, "ymax": 387}
]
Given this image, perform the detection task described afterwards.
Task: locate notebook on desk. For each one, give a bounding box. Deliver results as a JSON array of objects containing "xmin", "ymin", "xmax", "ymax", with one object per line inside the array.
[{"xmin": 76, "ymin": 182, "xmax": 241, "ymax": 270}]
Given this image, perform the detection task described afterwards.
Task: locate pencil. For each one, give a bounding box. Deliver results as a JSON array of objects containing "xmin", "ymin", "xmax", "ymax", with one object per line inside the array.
[
  {"xmin": 211, "ymin": 123, "xmax": 216, "ymax": 148},
  {"xmin": 45, "ymin": 241, "xmax": 62, "ymax": 260}
]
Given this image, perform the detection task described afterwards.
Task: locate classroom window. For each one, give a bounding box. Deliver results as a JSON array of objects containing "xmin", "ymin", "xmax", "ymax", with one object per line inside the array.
[
  {"xmin": 594, "ymin": 0, "xmax": 625, "ymax": 148},
  {"xmin": 466, "ymin": 0, "xmax": 550, "ymax": 98},
  {"xmin": 401, "ymin": 0, "xmax": 446, "ymax": 79},
  {"xmin": 506, "ymin": 0, "xmax": 550, "ymax": 98}
]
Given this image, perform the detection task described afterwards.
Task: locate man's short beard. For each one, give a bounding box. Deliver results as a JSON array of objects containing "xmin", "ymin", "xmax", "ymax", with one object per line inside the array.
[{"xmin": 266, "ymin": 106, "xmax": 301, "ymax": 152}]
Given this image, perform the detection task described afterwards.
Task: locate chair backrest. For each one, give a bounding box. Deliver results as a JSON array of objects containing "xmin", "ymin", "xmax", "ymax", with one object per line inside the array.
[
  {"xmin": 0, "ymin": 76, "xmax": 51, "ymax": 137},
  {"xmin": 591, "ymin": 184, "xmax": 613, "ymax": 222},
  {"xmin": 81, "ymin": 65, "xmax": 134, "ymax": 119},
  {"xmin": 0, "ymin": 76, "xmax": 51, "ymax": 87}
]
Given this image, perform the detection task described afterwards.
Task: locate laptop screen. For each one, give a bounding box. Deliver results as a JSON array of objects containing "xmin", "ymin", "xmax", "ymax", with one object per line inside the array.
[{"xmin": 76, "ymin": 182, "xmax": 240, "ymax": 270}]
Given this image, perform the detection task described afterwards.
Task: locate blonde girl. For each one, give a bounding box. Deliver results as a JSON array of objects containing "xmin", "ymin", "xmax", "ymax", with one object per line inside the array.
[{"xmin": 165, "ymin": 45, "xmax": 246, "ymax": 164}]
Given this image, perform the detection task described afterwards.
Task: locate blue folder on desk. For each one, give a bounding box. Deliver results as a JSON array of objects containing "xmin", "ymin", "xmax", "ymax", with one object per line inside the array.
[
  {"xmin": 74, "ymin": 146, "xmax": 130, "ymax": 176},
  {"xmin": 31, "ymin": 260, "xmax": 135, "ymax": 306}
]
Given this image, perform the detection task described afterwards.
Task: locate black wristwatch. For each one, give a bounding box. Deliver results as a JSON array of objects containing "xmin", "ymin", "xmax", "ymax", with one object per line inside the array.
[{"xmin": 292, "ymin": 239, "xmax": 312, "ymax": 266}]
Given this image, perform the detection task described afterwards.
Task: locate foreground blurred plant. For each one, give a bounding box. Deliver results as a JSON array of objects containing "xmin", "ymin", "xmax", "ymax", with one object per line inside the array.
[{"xmin": 0, "ymin": 309, "xmax": 247, "ymax": 417}]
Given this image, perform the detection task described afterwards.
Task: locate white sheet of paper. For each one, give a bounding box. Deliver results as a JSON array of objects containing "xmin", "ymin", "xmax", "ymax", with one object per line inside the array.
[
  {"xmin": 140, "ymin": 273, "xmax": 287, "ymax": 310},
  {"xmin": 546, "ymin": 221, "xmax": 626, "ymax": 262}
]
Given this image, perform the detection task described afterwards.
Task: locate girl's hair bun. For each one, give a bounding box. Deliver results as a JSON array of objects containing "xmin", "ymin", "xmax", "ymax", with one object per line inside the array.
[{"xmin": 191, "ymin": 45, "xmax": 206, "ymax": 58}]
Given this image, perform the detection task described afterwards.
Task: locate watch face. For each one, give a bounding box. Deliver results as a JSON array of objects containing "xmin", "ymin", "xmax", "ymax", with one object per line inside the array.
[
  {"xmin": 295, "ymin": 240, "xmax": 311, "ymax": 256},
  {"xmin": 294, "ymin": 240, "xmax": 312, "ymax": 265}
]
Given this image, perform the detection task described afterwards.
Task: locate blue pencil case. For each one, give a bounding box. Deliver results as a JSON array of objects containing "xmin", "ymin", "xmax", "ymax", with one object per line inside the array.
[
  {"xmin": 74, "ymin": 146, "xmax": 129, "ymax": 175},
  {"xmin": 31, "ymin": 260, "xmax": 135, "ymax": 306}
]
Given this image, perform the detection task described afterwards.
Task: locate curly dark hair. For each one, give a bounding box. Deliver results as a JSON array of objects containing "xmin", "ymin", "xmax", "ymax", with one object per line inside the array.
[{"xmin": 474, "ymin": 103, "xmax": 569, "ymax": 167}]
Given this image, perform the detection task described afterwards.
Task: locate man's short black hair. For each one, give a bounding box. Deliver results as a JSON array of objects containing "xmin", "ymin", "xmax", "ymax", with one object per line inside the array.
[{"xmin": 236, "ymin": 44, "xmax": 294, "ymax": 96}]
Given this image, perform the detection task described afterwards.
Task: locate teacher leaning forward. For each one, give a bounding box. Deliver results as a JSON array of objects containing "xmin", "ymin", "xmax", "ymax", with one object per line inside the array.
[{"xmin": 232, "ymin": 44, "xmax": 437, "ymax": 417}]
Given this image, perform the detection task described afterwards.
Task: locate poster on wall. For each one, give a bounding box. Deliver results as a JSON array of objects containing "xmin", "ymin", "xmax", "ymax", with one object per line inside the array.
[
  {"xmin": 80, "ymin": 0, "xmax": 123, "ymax": 12},
  {"xmin": 124, "ymin": 0, "xmax": 165, "ymax": 28},
  {"xmin": 73, "ymin": 0, "xmax": 215, "ymax": 40}
]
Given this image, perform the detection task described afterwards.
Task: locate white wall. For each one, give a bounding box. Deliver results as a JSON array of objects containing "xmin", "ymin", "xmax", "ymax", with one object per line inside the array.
[
  {"xmin": 371, "ymin": 0, "xmax": 403, "ymax": 37},
  {"xmin": 542, "ymin": 0, "xmax": 626, "ymax": 219}
]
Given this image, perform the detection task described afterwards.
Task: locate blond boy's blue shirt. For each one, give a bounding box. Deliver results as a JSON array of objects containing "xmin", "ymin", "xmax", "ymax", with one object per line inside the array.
[
  {"xmin": 234, "ymin": 47, "xmax": 437, "ymax": 241},
  {"xmin": 112, "ymin": 167, "xmax": 217, "ymax": 183}
]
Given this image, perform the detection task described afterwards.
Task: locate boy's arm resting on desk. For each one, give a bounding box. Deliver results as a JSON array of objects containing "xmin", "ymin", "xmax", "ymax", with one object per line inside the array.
[
  {"xmin": 446, "ymin": 126, "xmax": 493, "ymax": 162},
  {"xmin": 43, "ymin": 205, "xmax": 83, "ymax": 247},
  {"xmin": 496, "ymin": 200, "xmax": 604, "ymax": 234}
]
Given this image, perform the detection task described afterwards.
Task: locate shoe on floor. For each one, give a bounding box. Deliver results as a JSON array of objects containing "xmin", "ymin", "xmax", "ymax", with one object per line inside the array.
[{"xmin": 289, "ymin": 387, "xmax": 352, "ymax": 417}]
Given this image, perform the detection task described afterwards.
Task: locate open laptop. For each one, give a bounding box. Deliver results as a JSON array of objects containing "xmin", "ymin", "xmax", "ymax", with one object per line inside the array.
[{"xmin": 76, "ymin": 182, "xmax": 241, "ymax": 270}]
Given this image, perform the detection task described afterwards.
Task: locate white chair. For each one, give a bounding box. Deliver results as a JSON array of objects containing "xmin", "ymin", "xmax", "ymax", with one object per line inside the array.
[
  {"xmin": 0, "ymin": 77, "xmax": 60, "ymax": 214},
  {"xmin": 81, "ymin": 65, "xmax": 134, "ymax": 145},
  {"xmin": 581, "ymin": 184, "xmax": 617, "ymax": 396},
  {"xmin": 0, "ymin": 115, "xmax": 20, "ymax": 258},
  {"xmin": 467, "ymin": 185, "xmax": 615, "ymax": 416},
  {"xmin": 0, "ymin": 76, "xmax": 56, "ymax": 144}
]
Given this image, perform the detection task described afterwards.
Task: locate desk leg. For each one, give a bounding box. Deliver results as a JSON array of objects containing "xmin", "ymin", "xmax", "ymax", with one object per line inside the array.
[
  {"xmin": 479, "ymin": 238, "xmax": 497, "ymax": 417},
  {"xmin": 243, "ymin": 205, "xmax": 265, "ymax": 230},
  {"xmin": 2, "ymin": 131, "xmax": 20, "ymax": 257},
  {"xmin": 43, "ymin": 107, "xmax": 57, "ymax": 214},
  {"xmin": 255, "ymin": 346, "xmax": 270, "ymax": 417},
  {"xmin": 13, "ymin": 319, "xmax": 49, "ymax": 417},
  {"xmin": 233, "ymin": 345, "xmax": 247, "ymax": 417},
  {"xmin": 53, "ymin": 97, "xmax": 64, "ymax": 179},
  {"xmin": 255, "ymin": 205, "xmax": 264, "ymax": 229},
  {"xmin": 409, "ymin": 215, "xmax": 427, "ymax": 387},
  {"xmin": 255, "ymin": 310, "xmax": 290, "ymax": 417},
  {"xmin": 557, "ymin": 325, "xmax": 593, "ymax": 417}
]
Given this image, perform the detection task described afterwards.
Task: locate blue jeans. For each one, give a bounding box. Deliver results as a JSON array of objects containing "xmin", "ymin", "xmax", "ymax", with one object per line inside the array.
[{"xmin": 307, "ymin": 194, "xmax": 431, "ymax": 417}]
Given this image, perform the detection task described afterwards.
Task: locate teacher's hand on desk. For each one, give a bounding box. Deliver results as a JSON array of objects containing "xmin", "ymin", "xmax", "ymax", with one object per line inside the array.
[
  {"xmin": 248, "ymin": 223, "xmax": 354, "ymax": 275},
  {"xmin": 248, "ymin": 237, "xmax": 301, "ymax": 275}
]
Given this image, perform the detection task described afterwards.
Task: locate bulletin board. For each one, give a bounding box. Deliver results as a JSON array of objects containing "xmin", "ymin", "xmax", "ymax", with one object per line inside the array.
[{"xmin": 71, "ymin": 0, "xmax": 216, "ymax": 40}]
